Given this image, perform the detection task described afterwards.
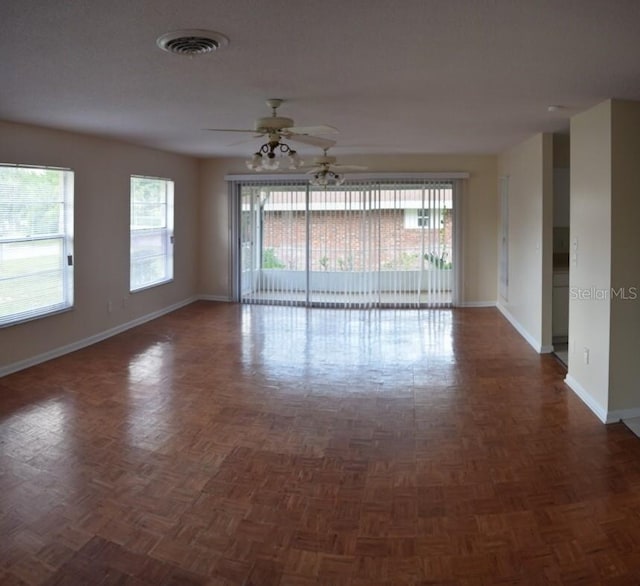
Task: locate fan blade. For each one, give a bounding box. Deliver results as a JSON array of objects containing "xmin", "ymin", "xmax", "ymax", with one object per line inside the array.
[
  {"xmin": 305, "ymin": 167, "xmax": 323, "ymax": 174},
  {"xmin": 286, "ymin": 125, "xmax": 339, "ymax": 136},
  {"xmin": 226, "ymin": 137, "xmax": 264, "ymax": 147},
  {"xmin": 286, "ymin": 134, "xmax": 336, "ymax": 149}
]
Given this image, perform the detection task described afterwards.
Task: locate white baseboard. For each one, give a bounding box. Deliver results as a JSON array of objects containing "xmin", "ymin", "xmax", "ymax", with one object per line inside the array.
[
  {"xmin": 0, "ymin": 297, "xmax": 197, "ymax": 378},
  {"xmin": 564, "ymin": 374, "xmax": 608, "ymax": 423},
  {"xmin": 496, "ymin": 303, "xmax": 546, "ymax": 353}
]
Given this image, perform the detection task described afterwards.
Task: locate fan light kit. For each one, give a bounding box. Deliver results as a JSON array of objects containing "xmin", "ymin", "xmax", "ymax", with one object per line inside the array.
[
  {"xmin": 307, "ymin": 149, "xmax": 367, "ymax": 186},
  {"xmin": 247, "ymin": 142, "xmax": 303, "ymax": 171},
  {"xmin": 310, "ymin": 169, "xmax": 345, "ymax": 187}
]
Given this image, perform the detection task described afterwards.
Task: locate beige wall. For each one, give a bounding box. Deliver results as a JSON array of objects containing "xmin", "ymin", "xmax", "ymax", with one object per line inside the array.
[
  {"xmin": 609, "ymin": 100, "xmax": 640, "ymax": 412},
  {"xmin": 198, "ymin": 159, "xmax": 232, "ymax": 297},
  {"xmin": 0, "ymin": 121, "xmax": 200, "ymax": 371},
  {"xmin": 497, "ymin": 133, "xmax": 553, "ymax": 350},
  {"xmin": 198, "ymin": 154, "xmax": 499, "ymax": 305},
  {"xmin": 567, "ymin": 101, "xmax": 612, "ymax": 415}
]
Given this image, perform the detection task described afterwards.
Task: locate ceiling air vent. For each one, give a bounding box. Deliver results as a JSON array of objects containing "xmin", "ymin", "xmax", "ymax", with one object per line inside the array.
[{"xmin": 156, "ymin": 30, "xmax": 229, "ymax": 56}]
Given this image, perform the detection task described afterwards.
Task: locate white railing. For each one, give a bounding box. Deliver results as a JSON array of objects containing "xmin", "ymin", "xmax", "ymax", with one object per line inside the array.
[{"xmin": 257, "ymin": 269, "xmax": 453, "ymax": 293}]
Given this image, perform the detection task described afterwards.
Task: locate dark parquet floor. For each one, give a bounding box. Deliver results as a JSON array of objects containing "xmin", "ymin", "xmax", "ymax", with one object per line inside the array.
[{"xmin": 1, "ymin": 302, "xmax": 640, "ymax": 585}]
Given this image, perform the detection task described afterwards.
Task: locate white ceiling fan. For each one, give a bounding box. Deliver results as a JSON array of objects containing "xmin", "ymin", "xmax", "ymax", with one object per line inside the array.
[
  {"xmin": 207, "ymin": 99, "xmax": 338, "ymax": 170},
  {"xmin": 306, "ymin": 148, "xmax": 367, "ymax": 186}
]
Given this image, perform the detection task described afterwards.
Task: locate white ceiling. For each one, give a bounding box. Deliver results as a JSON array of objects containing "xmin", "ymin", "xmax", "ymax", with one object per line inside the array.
[{"xmin": 2, "ymin": 0, "xmax": 640, "ymax": 158}]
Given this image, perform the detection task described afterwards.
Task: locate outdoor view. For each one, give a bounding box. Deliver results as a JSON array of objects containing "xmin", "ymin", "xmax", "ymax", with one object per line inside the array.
[
  {"xmin": 129, "ymin": 176, "xmax": 174, "ymax": 291},
  {"xmin": 240, "ymin": 181, "xmax": 454, "ymax": 307},
  {"xmin": 0, "ymin": 166, "xmax": 73, "ymax": 325}
]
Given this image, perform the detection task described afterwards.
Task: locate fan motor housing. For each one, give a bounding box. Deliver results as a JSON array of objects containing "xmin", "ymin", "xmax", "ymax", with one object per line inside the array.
[
  {"xmin": 255, "ymin": 116, "xmax": 294, "ymax": 132},
  {"xmin": 315, "ymin": 155, "xmax": 336, "ymax": 165}
]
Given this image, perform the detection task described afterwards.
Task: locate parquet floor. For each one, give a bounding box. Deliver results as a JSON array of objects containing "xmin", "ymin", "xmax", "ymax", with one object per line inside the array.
[{"xmin": 2, "ymin": 302, "xmax": 640, "ymax": 585}]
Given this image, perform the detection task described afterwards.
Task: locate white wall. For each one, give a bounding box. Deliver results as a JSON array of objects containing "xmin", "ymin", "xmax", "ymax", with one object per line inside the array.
[
  {"xmin": 198, "ymin": 154, "xmax": 499, "ymax": 305},
  {"xmin": 497, "ymin": 133, "xmax": 553, "ymax": 352},
  {"xmin": 566, "ymin": 101, "xmax": 612, "ymax": 420},
  {"xmin": 0, "ymin": 121, "xmax": 200, "ymax": 373}
]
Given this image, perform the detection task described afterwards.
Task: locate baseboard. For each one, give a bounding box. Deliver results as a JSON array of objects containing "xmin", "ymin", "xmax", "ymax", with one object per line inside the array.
[
  {"xmin": 496, "ymin": 303, "xmax": 546, "ymax": 353},
  {"xmin": 563, "ymin": 374, "xmax": 640, "ymax": 425},
  {"xmin": 608, "ymin": 407, "xmax": 640, "ymax": 424},
  {"xmin": 0, "ymin": 296, "xmax": 198, "ymax": 378},
  {"xmin": 198, "ymin": 294, "xmax": 232, "ymax": 302},
  {"xmin": 564, "ymin": 374, "xmax": 608, "ymax": 423}
]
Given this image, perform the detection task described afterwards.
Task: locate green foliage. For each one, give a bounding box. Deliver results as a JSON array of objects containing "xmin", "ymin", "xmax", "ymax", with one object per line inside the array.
[
  {"xmin": 382, "ymin": 252, "xmax": 420, "ymax": 270},
  {"xmin": 337, "ymin": 256, "xmax": 354, "ymax": 271},
  {"xmin": 262, "ymin": 248, "xmax": 286, "ymax": 269},
  {"xmin": 131, "ymin": 177, "xmax": 170, "ymax": 229},
  {"xmin": 425, "ymin": 252, "xmax": 452, "ymax": 270},
  {"xmin": 0, "ymin": 167, "xmax": 67, "ymax": 238},
  {"xmin": 131, "ymin": 256, "xmax": 167, "ymax": 290}
]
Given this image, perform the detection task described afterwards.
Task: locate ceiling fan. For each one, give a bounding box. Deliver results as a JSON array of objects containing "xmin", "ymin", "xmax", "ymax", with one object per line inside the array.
[
  {"xmin": 207, "ymin": 99, "xmax": 338, "ymax": 170},
  {"xmin": 306, "ymin": 148, "xmax": 367, "ymax": 186}
]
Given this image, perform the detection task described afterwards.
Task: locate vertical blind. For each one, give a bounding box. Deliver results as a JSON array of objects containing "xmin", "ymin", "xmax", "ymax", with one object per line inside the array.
[{"xmin": 237, "ymin": 177, "xmax": 457, "ymax": 309}]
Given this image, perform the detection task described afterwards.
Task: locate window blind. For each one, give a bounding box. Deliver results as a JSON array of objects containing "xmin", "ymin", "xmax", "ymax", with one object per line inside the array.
[
  {"xmin": 130, "ymin": 175, "xmax": 174, "ymax": 291},
  {"xmin": 234, "ymin": 176, "xmax": 457, "ymax": 308},
  {"xmin": 0, "ymin": 164, "xmax": 74, "ymax": 327}
]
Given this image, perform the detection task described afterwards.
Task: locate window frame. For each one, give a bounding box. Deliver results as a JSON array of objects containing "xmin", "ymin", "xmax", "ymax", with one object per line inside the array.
[
  {"xmin": 0, "ymin": 163, "xmax": 75, "ymax": 328},
  {"xmin": 129, "ymin": 175, "xmax": 174, "ymax": 292}
]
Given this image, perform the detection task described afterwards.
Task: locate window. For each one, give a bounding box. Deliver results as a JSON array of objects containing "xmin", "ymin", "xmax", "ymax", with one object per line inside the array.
[
  {"xmin": 404, "ymin": 208, "xmax": 441, "ymax": 229},
  {"xmin": 130, "ymin": 175, "xmax": 174, "ymax": 291},
  {"xmin": 417, "ymin": 209, "xmax": 431, "ymax": 227},
  {"xmin": 0, "ymin": 164, "xmax": 74, "ymax": 327}
]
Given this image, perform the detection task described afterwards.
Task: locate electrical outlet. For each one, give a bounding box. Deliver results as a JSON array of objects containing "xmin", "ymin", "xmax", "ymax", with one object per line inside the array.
[
  {"xmin": 583, "ymin": 347, "xmax": 590, "ymax": 365},
  {"xmin": 107, "ymin": 300, "xmax": 112, "ymax": 313}
]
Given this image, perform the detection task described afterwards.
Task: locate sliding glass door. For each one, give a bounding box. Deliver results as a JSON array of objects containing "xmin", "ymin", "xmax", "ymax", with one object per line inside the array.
[{"xmin": 236, "ymin": 178, "xmax": 457, "ymax": 308}]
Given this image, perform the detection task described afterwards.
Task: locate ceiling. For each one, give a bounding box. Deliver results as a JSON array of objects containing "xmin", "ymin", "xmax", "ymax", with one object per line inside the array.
[{"xmin": 2, "ymin": 0, "xmax": 640, "ymax": 158}]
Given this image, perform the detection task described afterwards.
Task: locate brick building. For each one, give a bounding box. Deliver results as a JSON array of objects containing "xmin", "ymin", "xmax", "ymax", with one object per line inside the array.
[{"xmin": 250, "ymin": 186, "xmax": 454, "ymax": 273}]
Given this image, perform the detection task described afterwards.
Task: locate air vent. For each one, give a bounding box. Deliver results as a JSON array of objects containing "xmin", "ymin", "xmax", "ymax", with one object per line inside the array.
[{"xmin": 156, "ymin": 30, "xmax": 229, "ymax": 56}]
